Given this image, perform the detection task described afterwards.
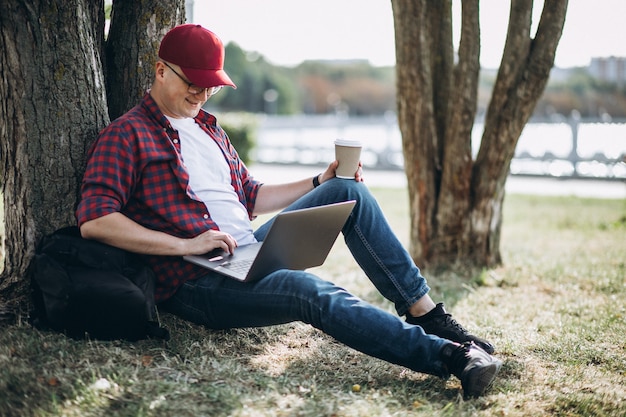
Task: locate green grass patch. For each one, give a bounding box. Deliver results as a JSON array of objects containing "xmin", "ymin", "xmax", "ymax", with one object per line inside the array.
[{"xmin": 1, "ymin": 191, "xmax": 625, "ymax": 416}]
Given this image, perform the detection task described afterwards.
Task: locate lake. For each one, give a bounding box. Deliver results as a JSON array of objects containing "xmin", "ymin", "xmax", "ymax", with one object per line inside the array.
[{"xmin": 254, "ymin": 115, "xmax": 626, "ymax": 180}]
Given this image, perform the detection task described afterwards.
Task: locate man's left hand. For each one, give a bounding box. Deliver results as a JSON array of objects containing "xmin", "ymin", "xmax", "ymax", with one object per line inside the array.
[{"xmin": 320, "ymin": 160, "xmax": 364, "ymax": 184}]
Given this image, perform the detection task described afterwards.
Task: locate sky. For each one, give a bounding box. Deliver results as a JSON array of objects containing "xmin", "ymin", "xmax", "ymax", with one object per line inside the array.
[{"xmin": 192, "ymin": 0, "xmax": 626, "ymax": 69}]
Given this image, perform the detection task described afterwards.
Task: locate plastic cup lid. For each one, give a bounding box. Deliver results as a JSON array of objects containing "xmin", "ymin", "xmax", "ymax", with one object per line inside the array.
[{"xmin": 334, "ymin": 139, "xmax": 362, "ymax": 147}]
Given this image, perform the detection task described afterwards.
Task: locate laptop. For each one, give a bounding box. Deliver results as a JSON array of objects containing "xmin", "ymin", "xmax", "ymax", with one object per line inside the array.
[{"xmin": 183, "ymin": 200, "xmax": 356, "ymax": 282}]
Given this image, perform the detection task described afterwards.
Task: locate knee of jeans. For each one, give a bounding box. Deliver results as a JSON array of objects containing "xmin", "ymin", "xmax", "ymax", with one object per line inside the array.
[{"xmin": 324, "ymin": 178, "xmax": 371, "ymax": 203}]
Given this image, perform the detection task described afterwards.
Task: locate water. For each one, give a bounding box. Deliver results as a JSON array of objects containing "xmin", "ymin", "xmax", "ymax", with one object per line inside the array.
[
  {"xmin": 254, "ymin": 116, "xmax": 626, "ymax": 180},
  {"xmin": 249, "ymin": 163, "xmax": 626, "ymax": 199}
]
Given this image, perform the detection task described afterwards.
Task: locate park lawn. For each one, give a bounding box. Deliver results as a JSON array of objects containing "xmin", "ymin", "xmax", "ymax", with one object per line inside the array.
[{"xmin": 0, "ymin": 190, "xmax": 625, "ymax": 417}]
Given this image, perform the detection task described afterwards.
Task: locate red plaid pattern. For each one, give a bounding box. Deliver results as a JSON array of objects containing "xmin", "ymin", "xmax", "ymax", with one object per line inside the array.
[{"xmin": 77, "ymin": 93, "xmax": 261, "ymax": 302}]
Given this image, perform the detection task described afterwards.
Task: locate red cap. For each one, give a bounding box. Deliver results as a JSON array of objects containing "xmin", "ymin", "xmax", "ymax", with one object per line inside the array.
[{"xmin": 158, "ymin": 24, "xmax": 236, "ymax": 89}]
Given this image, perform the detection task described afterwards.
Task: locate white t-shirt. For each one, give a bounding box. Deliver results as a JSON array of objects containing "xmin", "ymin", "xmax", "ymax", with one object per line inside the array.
[{"xmin": 167, "ymin": 116, "xmax": 257, "ymax": 245}]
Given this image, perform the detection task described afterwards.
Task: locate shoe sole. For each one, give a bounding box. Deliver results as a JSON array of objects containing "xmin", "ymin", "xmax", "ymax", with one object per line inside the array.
[{"xmin": 462, "ymin": 358, "xmax": 502, "ymax": 398}]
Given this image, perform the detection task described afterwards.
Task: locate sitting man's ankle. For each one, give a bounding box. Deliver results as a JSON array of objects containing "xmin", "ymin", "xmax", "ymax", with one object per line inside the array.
[{"xmin": 406, "ymin": 303, "xmax": 496, "ymax": 354}]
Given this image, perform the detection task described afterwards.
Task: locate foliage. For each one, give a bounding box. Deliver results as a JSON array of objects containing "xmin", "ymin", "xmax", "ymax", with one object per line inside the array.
[
  {"xmin": 212, "ymin": 112, "xmax": 259, "ymax": 165},
  {"xmin": 539, "ymin": 69, "xmax": 626, "ymax": 119},
  {"xmin": 216, "ymin": 43, "xmax": 396, "ymax": 116},
  {"xmin": 213, "ymin": 43, "xmax": 300, "ymax": 115},
  {"xmin": 213, "ymin": 42, "xmax": 626, "ymax": 120},
  {"xmin": 1, "ymin": 192, "xmax": 624, "ymax": 417},
  {"xmin": 295, "ymin": 60, "xmax": 395, "ymax": 115}
]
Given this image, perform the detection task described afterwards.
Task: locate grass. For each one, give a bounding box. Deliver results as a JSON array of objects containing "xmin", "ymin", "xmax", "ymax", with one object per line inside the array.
[{"xmin": 1, "ymin": 190, "xmax": 625, "ymax": 416}]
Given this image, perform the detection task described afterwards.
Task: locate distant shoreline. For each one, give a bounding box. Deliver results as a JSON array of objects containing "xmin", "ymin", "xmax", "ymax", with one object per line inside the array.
[{"xmin": 250, "ymin": 163, "xmax": 626, "ymax": 200}]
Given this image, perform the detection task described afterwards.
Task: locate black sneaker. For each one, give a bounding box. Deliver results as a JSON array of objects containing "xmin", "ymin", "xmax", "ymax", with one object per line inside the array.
[
  {"xmin": 406, "ymin": 303, "xmax": 495, "ymax": 354},
  {"xmin": 441, "ymin": 342, "xmax": 502, "ymax": 398}
]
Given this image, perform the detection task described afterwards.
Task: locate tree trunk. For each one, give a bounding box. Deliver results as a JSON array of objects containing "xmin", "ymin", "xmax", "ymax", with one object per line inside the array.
[
  {"xmin": 392, "ymin": 0, "xmax": 439, "ymax": 262},
  {"xmin": 106, "ymin": 0, "xmax": 185, "ymax": 120},
  {"xmin": 0, "ymin": 0, "xmax": 110, "ymax": 310},
  {"xmin": 0, "ymin": 0, "xmax": 185, "ymax": 315},
  {"xmin": 392, "ymin": 0, "xmax": 568, "ymax": 269},
  {"xmin": 471, "ymin": 0, "xmax": 569, "ymax": 266}
]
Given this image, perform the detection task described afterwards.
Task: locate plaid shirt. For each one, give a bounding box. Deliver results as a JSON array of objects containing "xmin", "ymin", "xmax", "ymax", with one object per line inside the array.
[{"xmin": 76, "ymin": 93, "xmax": 262, "ymax": 302}]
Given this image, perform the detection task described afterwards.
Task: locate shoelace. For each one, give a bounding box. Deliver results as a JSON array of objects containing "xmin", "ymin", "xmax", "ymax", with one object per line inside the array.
[{"xmin": 436, "ymin": 313, "xmax": 470, "ymax": 334}]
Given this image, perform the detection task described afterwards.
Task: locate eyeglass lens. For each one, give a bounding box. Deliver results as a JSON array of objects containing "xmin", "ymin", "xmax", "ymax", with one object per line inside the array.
[{"xmin": 164, "ymin": 62, "xmax": 222, "ymax": 96}]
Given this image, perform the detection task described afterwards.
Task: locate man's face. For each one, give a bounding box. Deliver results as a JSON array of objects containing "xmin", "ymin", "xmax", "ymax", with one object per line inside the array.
[{"xmin": 154, "ymin": 61, "xmax": 217, "ymax": 119}]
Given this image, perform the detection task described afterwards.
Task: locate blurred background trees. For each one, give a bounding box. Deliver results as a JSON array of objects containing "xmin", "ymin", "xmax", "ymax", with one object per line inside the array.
[{"xmin": 210, "ymin": 41, "xmax": 626, "ymax": 120}]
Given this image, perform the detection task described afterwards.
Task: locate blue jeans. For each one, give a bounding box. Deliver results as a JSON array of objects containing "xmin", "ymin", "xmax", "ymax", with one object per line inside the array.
[{"xmin": 161, "ymin": 179, "xmax": 450, "ymax": 376}]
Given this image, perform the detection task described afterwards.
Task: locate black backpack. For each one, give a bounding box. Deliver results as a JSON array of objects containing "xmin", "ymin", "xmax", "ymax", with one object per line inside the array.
[{"xmin": 31, "ymin": 226, "xmax": 169, "ymax": 341}]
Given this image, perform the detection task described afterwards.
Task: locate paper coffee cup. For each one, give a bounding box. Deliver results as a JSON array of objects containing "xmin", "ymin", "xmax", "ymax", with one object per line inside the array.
[{"xmin": 334, "ymin": 139, "xmax": 362, "ymax": 179}]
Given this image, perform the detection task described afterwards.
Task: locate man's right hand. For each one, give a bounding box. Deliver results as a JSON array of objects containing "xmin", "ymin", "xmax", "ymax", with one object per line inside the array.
[
  {"xmin": 185, "ymin": 229, "xmax": 238, "ymax": 256},
  {"xmin": 80, "ymin": 212, "xmax": 237, "ymax": 256}
]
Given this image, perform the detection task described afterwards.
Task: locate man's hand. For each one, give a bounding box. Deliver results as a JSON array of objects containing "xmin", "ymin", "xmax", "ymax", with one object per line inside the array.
[
  {"xmin": 80, "ymin": 212, "xmax": 238, "ymax": 256},
  {"xmin": 252, "ymin": 160, "xmax": 364, "ymax": 217},
  {"xmin": 186, "ymin": 229, "xmax": 238, "ymax": 255},
  {"xmin": 319, "ymin": 160, "xmax": 364, "ymax": 184}
]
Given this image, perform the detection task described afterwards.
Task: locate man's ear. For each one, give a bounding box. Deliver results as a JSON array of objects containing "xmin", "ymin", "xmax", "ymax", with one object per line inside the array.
[{"xmin": 155, "ymin": 61, "xmax": 167, "ymax": 81}]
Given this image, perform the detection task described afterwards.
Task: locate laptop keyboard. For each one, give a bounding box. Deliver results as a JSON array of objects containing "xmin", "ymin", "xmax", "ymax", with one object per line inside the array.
[{"xmin": 222, "ymin": 259, "xmax": 253, "ymax": 273}]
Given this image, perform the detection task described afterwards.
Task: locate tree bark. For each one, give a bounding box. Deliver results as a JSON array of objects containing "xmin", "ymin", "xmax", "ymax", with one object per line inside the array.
[
  {"xmin": 0, "ymin": 0, "xmax": 185, "ymax": 314},
  {"xmin": 471, "ymin": 0, "xmax": 568, "ymax": 266},
  {"xmin": 435, "ymin": 0, "xmax": 479, "ymax": 262},
  {"xmin": 392, "ymin": 0, "xmax": 438, "ymax": 262},
  {"xmin": 106, "ymin": 0, "xmax": 185, "ymax": 120},
  {"xmin": 0, "ymin": 0, "xmax": 110, "ymax": 308},
  {"xmin": 392, "ymin": 0, "xmax": 568, "ymax": 268}
]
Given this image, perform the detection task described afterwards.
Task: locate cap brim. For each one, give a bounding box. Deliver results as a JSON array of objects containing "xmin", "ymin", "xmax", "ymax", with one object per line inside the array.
[{"xmin": 181, "ymin": 67, "xmax": 237, "ymax": 89}]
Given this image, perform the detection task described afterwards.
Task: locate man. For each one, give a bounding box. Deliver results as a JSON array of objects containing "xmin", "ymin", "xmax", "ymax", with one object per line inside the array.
[{"xmin": 77, "ymin": 24, "xmax": 501, "ymax": 398}]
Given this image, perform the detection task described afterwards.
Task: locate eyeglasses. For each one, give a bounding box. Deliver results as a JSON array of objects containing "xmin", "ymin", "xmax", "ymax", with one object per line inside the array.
[{"xmin": 163, "ymin": 62, "xmax": 222, "ymax": 96}]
